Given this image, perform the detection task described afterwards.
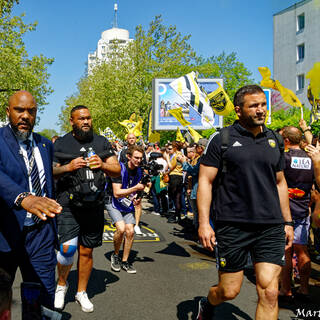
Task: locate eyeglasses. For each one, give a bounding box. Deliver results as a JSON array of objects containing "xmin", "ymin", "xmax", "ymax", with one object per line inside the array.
[{"xmin": 167, "ymin": 148, "xmax": 173, "ymax": 150}]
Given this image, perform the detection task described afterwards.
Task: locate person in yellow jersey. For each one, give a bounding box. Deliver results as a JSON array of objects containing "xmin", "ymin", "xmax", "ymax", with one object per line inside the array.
[{"xmin": 164, "ymin": 141, "xmax": 184, "ymax": 223}]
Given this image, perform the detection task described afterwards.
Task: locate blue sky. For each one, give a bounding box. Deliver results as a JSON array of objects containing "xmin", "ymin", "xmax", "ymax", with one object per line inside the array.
[{"xmin": 12, "ymin": 0, "xmax": 299, "ymax": 133}]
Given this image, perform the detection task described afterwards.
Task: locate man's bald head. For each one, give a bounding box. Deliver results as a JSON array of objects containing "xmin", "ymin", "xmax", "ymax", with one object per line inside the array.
[
  {"xmin": 8, "ymin": 91, "xmax": 36, "ymax": 109},
  {"xmin": 281, "ymin": 126, "xmax": 302, "ymax": 145},
  {"xmin": 6, "ymin": 90, "xmax": 37, "ymax": 140},
  {"xmin": 126, "ymin": 133, "xmax": 137, "ymax": 146}
]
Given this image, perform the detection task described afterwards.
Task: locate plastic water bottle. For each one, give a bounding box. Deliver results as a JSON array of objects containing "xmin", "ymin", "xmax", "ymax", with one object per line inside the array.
[
  {"xmin": 87, "ymin": 147, "xmax": 96, "ymax": 169},
  {"xmin": 87, "ymin": 147, "xmax": 95, "ymax": 158}
]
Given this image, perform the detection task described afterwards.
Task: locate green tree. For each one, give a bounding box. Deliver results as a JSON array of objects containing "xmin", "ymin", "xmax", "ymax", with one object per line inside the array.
[
  {"xmin": 267, "ymin": 105, "xmax": 310, "ymax": 131},
  {"xmin": 37, "ymin": 128, "xmax": 59, "ymax": 140},
  {"xmin": 60, "ymin": 16, "xmax": 252, "ymax": 139},
  {"xmin": 0, "ymin": 1, "xmax": 54, "ymax": 120}
]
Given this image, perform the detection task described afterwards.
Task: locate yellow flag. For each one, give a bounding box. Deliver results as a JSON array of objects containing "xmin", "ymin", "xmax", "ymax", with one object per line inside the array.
[
  {"xmin": 274, "ymin": 80, "xmax": 302, "ymax": 108},
  {"xmin": 176, "ymin": 127, "xmax": 185, "ymax": 143},
  {"xmin": 168, "ymin": 107, "xmax": 191, "ymax": 127},
  {"xmin": 258, "ymin": 67, "xmax": 277, "ymax": 90},
  {"xmin": 119, "ymin": 113, "xmax": 143, "ymax": 137},
  {"xmin": 187, "ymin": 126, "xmax": 202, "ymax": 143},
  {"xmin": 207, "ymin": 82, "xmax": 234, "ymax": 116},
  {"xmin": 306, "ymin": 62, "xmax": 320, "ymax": 100},
  {"xmin": 258, "ymin": 67, "xmax": 302, "ymax": 107},
  {"xmin": 149, "ymin": 132, "xmax": 161, "ymax": 143}
]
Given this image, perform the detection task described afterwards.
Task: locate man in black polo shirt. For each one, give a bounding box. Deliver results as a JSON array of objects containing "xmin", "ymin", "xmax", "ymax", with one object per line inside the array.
[{"xmin": 197, "ymin": 85, "xmax": 293, "ymax": 320}]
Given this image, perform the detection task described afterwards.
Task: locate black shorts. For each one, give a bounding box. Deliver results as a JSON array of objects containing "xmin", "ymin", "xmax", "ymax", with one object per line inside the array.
[
  {"xmin": 57, "ymin": 205, "xmax": 104, "ymax": 248},
  {"xmin": 215, "ymin": 222, "xmax": 286, "ymax": 272}
]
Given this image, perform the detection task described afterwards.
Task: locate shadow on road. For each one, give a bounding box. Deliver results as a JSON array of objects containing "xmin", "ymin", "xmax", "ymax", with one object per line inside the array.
[
  {"xmin": 155, "ymin": 241, "xmax": 191, "ymax": 257},
  {"xmin": 104, "ymin": 250, "xmax": 155, "ymax": 264},
  {"xmin": 177, "ymin": 297, "xmax": 253, "ymax": 320},
  {"xmin": 63, "ymin": 267, "xmax": 119, "ymax": 306}
]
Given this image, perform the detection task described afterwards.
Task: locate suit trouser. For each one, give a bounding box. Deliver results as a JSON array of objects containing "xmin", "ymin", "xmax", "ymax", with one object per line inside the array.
[{"xmin": 0, "ymin": 222, "xmax": 57, "ymax": 309}]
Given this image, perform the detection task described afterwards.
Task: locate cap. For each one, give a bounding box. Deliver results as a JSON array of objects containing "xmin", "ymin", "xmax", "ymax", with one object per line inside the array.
[{"xmin": 198, "ymin": 138, "xmax": 208, "ymax": 147}]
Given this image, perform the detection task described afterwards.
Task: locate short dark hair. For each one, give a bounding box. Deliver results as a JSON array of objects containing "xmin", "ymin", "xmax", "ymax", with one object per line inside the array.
[
  {"xmin": 281, "ymin": 126, "xmax": 302, "ymax": 145},
  {"xmin": 70, "ymin": 105, "xmax": 88, "ymax": 117},
  {"xmin": 233, "ymin": 85, "xmax": 265, "ymax": 108},
  {"xmin": 0, "ymin": 268, "xmax": 12, "ymax": 316},
  {"xmin": 127, "ymin": 144, "xmax": 144, "ymax": 156}
]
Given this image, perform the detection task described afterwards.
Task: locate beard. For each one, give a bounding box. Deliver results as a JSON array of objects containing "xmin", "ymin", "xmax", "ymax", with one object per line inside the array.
[
  {"xmin": 72, "ymin": 124, "xmax": 94, "ymax": 142},
  {"xmin": 10, "ymin": 118, "xmax": 34, "ymax": 140}
]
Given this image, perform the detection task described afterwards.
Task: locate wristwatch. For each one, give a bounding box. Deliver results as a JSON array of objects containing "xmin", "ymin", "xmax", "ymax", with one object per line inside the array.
[
  {"xmin": 284, "ymin": 221, "xmax": 294, "ymax": 227},
  {"xmin": 15, "ymin": 192, "xmax": 32, "ymax": 208}
]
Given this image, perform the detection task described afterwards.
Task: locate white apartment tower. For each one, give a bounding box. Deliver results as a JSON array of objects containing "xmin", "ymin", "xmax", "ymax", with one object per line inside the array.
[
  {"xmin": 87, "ymin": 3, "xmax": 133, "ymax": 74},
  {"xmin": 273, "ymin": 0, "xmax": 320, "ymax": 107}
]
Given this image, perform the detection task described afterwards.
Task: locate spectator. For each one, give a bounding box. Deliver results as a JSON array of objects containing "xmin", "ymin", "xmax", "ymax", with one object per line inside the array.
[{"xmin": 164, "ymin": 141, "xmax": 184, "ymax": 223}]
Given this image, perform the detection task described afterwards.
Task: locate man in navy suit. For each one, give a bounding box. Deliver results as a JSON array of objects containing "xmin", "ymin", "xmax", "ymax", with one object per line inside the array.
[{"xmin": 0, "ymin": 90, "xmax": 62, "ymax": 309}]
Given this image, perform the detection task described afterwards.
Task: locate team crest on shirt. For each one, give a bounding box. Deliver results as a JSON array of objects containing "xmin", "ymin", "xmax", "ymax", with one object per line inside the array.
[
  {"xmin": 220, "ymin": 258, "xmax": 226, "ymax": 268},
  {"xmin": 268, "ymin": 139, "xmax": 276, "ymax": 148}
]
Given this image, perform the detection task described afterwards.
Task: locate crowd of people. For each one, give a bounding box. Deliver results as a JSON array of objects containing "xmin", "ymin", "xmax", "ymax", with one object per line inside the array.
[{"xmin": 0, "ymin": 86, "xmax": 320, "ymax": 320}]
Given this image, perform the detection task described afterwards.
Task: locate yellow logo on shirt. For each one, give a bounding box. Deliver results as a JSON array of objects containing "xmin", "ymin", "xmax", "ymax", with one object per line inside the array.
[
  {"xmin": 220, "ymin": 258, "xmax": 226, "ymax": 268},
  {"xmin": 268, "ymin": 139, "xmax": 276, "ymax": 148}
]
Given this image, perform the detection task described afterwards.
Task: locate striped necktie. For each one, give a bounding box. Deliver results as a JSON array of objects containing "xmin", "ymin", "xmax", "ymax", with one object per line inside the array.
[{"xmin": 23, "ymin": 140, "xmax": 45, "ymax": 224}]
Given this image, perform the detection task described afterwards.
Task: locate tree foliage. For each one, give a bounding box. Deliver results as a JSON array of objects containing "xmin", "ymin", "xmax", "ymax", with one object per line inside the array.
[
  {"xmin": 0, "ymin": 1, "xmax": 54, "ymax": 120},
  {"xmin": 37, "ymin": 128, "xmax": 59, "ymax": 140},
  {"xmin": 267, "ymin": 106, "xmax": 310, "ymax": 131},
  {"xmin": 60, "ymin": 16, "xmax": 252, "ymax": 139}
]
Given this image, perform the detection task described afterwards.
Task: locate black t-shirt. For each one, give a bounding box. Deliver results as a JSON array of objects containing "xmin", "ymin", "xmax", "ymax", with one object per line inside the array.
[
  {"xmin": 54, "ymin": 132, "xmax": 114, "ymax": 205},
  {"xmin": 201, "ymin": 121, "xmax": 285, "ymax": 224},
  {"xmin": 284, "ymin": 148, "xmax": 314, "ymax": 219}
]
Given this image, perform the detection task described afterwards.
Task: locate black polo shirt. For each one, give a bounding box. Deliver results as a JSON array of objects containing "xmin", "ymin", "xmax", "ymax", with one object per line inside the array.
[{"xmin": 201, "ymin": 121, "xmax": 285, "ymax": 224}]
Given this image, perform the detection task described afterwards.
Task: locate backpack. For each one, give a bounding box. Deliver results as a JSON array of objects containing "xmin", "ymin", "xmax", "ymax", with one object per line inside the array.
[{"xmin": 64, "ymin": 167, "xmax": 106, "ymax": 208}]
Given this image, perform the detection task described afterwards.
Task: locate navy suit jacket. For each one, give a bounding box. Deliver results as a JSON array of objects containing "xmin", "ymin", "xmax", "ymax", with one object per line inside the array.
[{"xmin": 0, "ymin": 125, "xmax": 56, "ymax": 252}]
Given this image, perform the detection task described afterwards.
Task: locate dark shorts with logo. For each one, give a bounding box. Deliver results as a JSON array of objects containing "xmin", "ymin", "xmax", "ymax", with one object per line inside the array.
[
  {"xmin": 57, "ymin": 205, "xmax": 104, "ymax": 248},
  {"xmin": 215, "ymin": 222, "xmax": 286, "ymax": 272}
]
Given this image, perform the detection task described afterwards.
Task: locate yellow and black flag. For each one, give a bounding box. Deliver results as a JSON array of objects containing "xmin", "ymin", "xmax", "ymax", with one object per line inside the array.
[
  {"xmin": 169, "ymin": 71, "xmax": 215, "ymax": 122},
  {"xmin": 206, "ymin": 82, "xmax": 234, "ymax": 116}
]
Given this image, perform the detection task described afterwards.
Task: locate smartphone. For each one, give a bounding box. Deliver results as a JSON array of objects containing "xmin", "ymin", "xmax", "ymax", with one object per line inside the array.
[{"xmin": 21, "ymin": 282, "xmax": 42, "ymax": 320}]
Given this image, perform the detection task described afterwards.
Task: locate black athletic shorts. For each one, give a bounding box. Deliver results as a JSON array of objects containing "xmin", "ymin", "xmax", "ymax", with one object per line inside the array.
[
  {"xmin": 57, "ymin": 205, "xmax": 104, "ymax": 248},
  {"xmin": 215, "ymin": 222, "xmax": 286, "ymax": 272}
]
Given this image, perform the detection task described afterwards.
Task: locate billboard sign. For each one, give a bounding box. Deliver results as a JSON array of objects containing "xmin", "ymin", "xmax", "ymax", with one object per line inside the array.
[{"xmin": 152, "ymin": 78, "xmax": 223, "ymax": 131}]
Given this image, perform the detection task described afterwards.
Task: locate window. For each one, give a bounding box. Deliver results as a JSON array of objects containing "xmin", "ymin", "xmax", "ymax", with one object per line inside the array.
[
  {"xmin": 297, "ymin": 44, "xmax": 305, "ymax": 61},
  {"xmin": 297, "ymin": 74, "xmax": 305, "ymax": 91},
  {"xmin": 297, "ymin": 13, "xmax": 305, "ymax": 32}
]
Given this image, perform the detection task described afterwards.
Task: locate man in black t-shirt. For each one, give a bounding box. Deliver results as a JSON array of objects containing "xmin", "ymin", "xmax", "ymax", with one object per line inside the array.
[
  {"xmin": 196, "ymin": 85, "xmax": 293, "ymax": 320},
  {"xmin": 279, "ymin": 126, "xmax": 313, "ymax": 303},
  {"xmin": 52, "ymin": 105, "xmax": 120, "ymax": 312}
]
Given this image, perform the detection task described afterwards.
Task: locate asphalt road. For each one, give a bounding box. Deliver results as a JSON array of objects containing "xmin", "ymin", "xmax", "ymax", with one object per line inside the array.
[{"xmin": 10, "ymin": 202, "xmax": 320, "ymax": 320}]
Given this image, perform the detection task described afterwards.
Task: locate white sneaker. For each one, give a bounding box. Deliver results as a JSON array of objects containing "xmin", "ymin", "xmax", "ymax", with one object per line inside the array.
[
  {"xmin": 54, "ymin": 282, "xmax": 68, "ymax": 310},
  {"xmin": 151, "ymin": 211, "xmax": 161, "ymax": 216},
  {"xmin": 75, "ymin": 291, "xmax": 94, "ymax": 313},
  {"xmin": 134, "ymin": 225, "xmax": 143, "ymax": 235}
]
